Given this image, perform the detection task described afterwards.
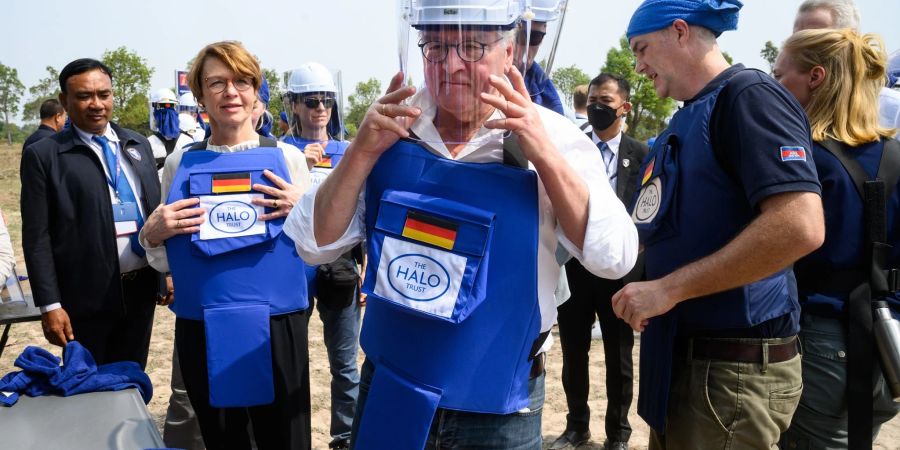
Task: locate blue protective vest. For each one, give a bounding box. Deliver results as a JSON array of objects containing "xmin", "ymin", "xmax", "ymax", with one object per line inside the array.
[
  {"xmin": 354, "ymin": 140, "xmax": 540, "ymax": 449},
  {"xmin": 630, "ymin": 70, "xmax": 799, "ymax": 432},
  {"xmin": 282, "ymin": 136, "xmax": 351, "ymax": 295},
  {"xmin": 165, "ymin": 146, "xmax": 309, "ymax": 407}
]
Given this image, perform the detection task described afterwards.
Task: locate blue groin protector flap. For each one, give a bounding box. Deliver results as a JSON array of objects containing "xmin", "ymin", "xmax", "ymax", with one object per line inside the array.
[
  {"xmin": 355, "ymin": 362, "xmax": 442, "ymax": 450},
  {"xmin": 203, "ymin": 302, "xmax": 274, "ymax": 407},
  {"xmin": 365, "ymin": 189, "xmax": 494, "ymax": 324}
]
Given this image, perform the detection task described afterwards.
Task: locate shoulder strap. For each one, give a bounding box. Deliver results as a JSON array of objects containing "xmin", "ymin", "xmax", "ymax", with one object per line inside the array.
[
  {"xmin": 156, "ymin": 132, "xmax": 178, "ymax": 153},
  {"xmin": 878, "ymin": 138, "xmax": 900, "ymax": 200},
  {"xmin": 818, "ymin": 138, "xmax": 871, "ymax": 200},
  {"xmin": 579, "ymin": 121, "xmax": 592, "ymax": 133},
  {"xmin": 187, "ymin": 139, "xmax": 209, "ymax": 151},
  {"xmin": 259, "ymin": 136, "xmax": 278, "ymax": 148},
  {"xmin": 502, "ymin": 134, "xmax": 528, "ymax": 169}
]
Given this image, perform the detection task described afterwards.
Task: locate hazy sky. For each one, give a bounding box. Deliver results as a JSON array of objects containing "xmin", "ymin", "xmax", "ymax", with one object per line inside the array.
[{"xmin": 5, "ymin": 0, "xmax": 899, "ymax": 122}]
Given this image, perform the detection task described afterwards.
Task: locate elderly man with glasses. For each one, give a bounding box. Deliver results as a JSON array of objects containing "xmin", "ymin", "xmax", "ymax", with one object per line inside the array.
[{"xmin": 284, "ymin": 1, "xmax": 638, "ymax": 448}]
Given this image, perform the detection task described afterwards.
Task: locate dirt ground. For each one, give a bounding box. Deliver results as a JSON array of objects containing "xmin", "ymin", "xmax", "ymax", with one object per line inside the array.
[
  {"xmin": 1, "ymin": 307, "xmax": 899, "ymax": 450},
  {"xmin": 1, "ymin": 142, "xmax": 898, "ymax": 449}
]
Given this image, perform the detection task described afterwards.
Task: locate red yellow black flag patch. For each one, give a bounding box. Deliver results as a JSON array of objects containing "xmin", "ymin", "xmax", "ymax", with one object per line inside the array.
[
  {"xmin": 211, "ymin": 172, "xmax": 251, "ymax": 193},
  {"xmin": 402, "ymin": 211, "xmax": 458, "ymax": 250}
]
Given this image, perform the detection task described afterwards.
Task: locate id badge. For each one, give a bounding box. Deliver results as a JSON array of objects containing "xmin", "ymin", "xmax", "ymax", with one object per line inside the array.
[{"xmin": 113, "ymin": 202, "xmax": 140, "ymax": 237}]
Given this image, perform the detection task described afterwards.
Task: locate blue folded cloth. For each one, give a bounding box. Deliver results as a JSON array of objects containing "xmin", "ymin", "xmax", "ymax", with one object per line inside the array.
[{"xmin": 0, "ymin": 341, "xmax": 152, "ymax": 406}]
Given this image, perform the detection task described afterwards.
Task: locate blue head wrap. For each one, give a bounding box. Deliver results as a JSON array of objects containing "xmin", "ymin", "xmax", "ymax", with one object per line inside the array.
[
  {"xmin": 258, "ymin": 78, "xmax": 270, "ymax": 106},
  {"xmin": 626, "ymin": 0, "xmax": 743, "ymax": 41},
  {"xmin": 279, "ymin": 111, "xmax": 289, "ymax": 123},
  {"xmin": 153, "ymin": 107, "xmax": 181, "ymax": 140}
]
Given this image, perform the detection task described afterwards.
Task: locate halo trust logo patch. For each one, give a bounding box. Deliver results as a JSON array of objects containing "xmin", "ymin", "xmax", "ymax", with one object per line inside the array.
[
  {"xmin": 209, "ymin": 201, "xmax": 258, "ymax": 234},
  {"xmin": 387, "ymin": 254, "xmax": 450, "ymax": 301}
]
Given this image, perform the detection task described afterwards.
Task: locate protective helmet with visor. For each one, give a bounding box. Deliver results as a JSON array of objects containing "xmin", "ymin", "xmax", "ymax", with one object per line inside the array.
[{"xmin": 399, "ymin": 0, "xmax": 527, "ymax": 146}]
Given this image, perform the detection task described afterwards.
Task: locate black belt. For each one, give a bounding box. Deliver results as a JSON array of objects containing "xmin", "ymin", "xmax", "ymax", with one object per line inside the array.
[
  {"xmin": 120, "ymin": 266, "xmax": 149, "ymax": 281},
  {"xmin": 529, "ymin": 352, "xmax": 545, "ymax": 379}
]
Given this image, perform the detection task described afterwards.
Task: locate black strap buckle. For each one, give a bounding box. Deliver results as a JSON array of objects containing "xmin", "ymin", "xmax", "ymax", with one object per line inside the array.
[{"xmin": 887, "ymin": 268, "xmax": 900, "ymax": 293}]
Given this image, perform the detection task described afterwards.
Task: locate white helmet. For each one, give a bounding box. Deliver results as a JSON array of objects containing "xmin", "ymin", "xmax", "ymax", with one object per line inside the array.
[
  {"xmin": 405, "ymin": 0, "xmax": 522, "ymax": 28},
  {"xmin": 522, "ymin": 0, "xmax": 563, "ymax": 23},
  {"xmin": 178, "ymin": 92, "xmax": 197, "ymax": 108},
  {"xmin": 286, "ymin": 63, "xmax": 336, "ymax": 95},
  {"xmin": 150, "ymin": 88, "xmax": 179, "ymax": 107}
]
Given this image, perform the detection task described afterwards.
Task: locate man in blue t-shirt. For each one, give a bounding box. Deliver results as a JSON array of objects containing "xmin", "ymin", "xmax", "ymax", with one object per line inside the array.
[{"xmin": 615, "ymin": 1, "xmax": 826, "ymax": 448}]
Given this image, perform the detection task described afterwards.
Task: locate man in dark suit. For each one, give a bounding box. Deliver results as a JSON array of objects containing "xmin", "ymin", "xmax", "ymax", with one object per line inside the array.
[
  {"xmin": 20, "ymin": 58, "xmax": 162, "ymax": 368},
  {"xmin": 550, "ymin": 73, "xmax": 648, "ymax": 450},
  {"xmin": 22, "ymin": 99, "xmax": 66, "ymax": 151}
]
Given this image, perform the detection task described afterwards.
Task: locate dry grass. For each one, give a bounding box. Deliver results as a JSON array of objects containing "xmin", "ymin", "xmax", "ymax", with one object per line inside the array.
[{"xmin": 1, "ymin": 143, "xmax": 898, "ymax": 449}]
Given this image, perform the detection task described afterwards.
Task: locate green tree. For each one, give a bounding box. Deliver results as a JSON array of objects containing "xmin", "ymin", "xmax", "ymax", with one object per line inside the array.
[
  {"xmin": 22, "ymin": 66, "xmax": 60, "ymax": 122},
  {"xmin": 262, "ymin": 68, "xmax": 285, "ymax": 122},
  {"xmin": 345, "ymin": 78, "xmax": 382, "ymax": 136},
  {"xmin": 551, "ymin": 65, "xmax": 591, "ymax": 108},
  {"xmin": 0, "ymin": 62, "xmax": 26, "ymax": 145},
  {"xmin": 760, "ymin": 41, "xmax": 779, "ymax": 73},
  {"xmin": 601, "ymin": 36, "xmax": 676, "ymax": 142},
  {"xmin": 722, "ymin": 51, "xmax": 734, "ymax": 65},
  {"xmin": 101, "ymin": 47, "xmax": 154, "ymax": 133}
]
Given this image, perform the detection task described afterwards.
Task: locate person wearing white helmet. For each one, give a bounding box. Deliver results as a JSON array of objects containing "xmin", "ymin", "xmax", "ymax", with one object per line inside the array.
[
  {"xmin": 177, "ymin": 92, "xmax": 206, "ymax": 142},
  {"xmin": 284, "ymin": 62, "xmax": 360, "ymax": 450},
  {"xmin": 284, "ymin": 0, "xmax": 637, "ymax": 448},
  {"xmin": 513, "ymin": 0, "xmax": 567, "ymax": 116},
  {"xmin": 148, "ymin": 88, "xmax": 195, "ymax": 176}
]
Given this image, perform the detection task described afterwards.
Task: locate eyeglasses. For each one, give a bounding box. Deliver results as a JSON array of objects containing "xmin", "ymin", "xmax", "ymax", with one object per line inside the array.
[
  {"xmin": 418, "ymin": 37, "xmax": 506, "ymax": 63},
  {"xmin": 302, "ymin": 97, "xmax": 335, "ymax": 109},
  {"xmin": 204, "ymin": 77, "xmax": 253, "ymax": 94},
  {"xmin": 516, "ymin": 29, "xmax": 546, "ymax": 46}
]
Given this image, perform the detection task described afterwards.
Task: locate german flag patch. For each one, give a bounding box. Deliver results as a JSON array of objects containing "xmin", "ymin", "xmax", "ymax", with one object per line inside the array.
[
  {"xmin": 641, "ymin": 158, "xmax": 655, "ymax": 186},
  {"xmin": 314, "ymin": 155, "xmax": 333, "ymax": 168},
  {"xmin": 402, "ymin": 210, "xmax": 458, "ymax": 250},
  {"xmin": 211, "ymin": 172, "xmax": 251, "ymax": 193}
]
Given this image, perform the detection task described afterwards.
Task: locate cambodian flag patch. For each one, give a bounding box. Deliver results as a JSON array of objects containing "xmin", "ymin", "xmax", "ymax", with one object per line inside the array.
[{"xmin": 780, "ymin": 146, "xmax": 807, "ymax": 162}]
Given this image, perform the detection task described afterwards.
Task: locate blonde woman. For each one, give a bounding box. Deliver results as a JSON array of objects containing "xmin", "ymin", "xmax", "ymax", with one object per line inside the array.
[
  {"xmin": 774, "ymin": 28, "xmax": 900, "ymax": 448},
  {"xmin": 140, "ymin": 41, "xmax": 313, "ymax": 449}
]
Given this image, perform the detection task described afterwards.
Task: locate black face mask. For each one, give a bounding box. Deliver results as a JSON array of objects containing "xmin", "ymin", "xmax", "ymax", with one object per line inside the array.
[{"xmin": 587, "ymin": 103, "xmax": 621, "ymax": 132}]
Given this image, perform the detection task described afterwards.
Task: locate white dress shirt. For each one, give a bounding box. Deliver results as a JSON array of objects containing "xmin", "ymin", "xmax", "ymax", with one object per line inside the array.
[
  {"xmin": 141, "ymin": 139, "xmax": 312, "ymax": 273},
  {"xmin": 284, "ymin": 88, "xmax": 638, "ymax": 335}
]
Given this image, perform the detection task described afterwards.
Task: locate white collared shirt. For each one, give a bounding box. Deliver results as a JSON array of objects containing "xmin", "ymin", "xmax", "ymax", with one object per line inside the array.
[
  {"xmin": 591, "ymin": 129, "xmax": 623, "ymax": 191},
  {"xmin": 284, "ymin": 88, "xmax": 638, "ymax": 336}
]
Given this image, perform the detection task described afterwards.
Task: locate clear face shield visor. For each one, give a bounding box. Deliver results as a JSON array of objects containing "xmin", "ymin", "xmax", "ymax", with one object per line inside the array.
[
  {"xmin": 515, "ymin": 0, "xmax": 567, "ymax": 93},
  {"xmin": 399, "ymin": 0, "xmax": 520, "ymax": 146}
]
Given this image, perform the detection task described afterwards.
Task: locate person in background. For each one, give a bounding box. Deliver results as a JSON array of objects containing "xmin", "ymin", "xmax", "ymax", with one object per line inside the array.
[
  {"xmin": 22, "ymin": 99, "xmax": 66, "ymax": 151},
  {"xmin": 774, "ymin": 27, "xmax": 900, "ymax": 450},
  {"xmin": 283, "ymin": 62, "xmax": 361, "ymax": 450},
  {"xmin": 21, "ymin": 58, "xmax": 163, "ymax": 368}
]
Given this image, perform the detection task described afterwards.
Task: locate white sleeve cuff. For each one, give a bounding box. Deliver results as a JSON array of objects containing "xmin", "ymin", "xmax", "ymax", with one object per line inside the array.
[
  {"xmin": 39, "ymin": 303, "xmax": 61, "ymax": 314},
  {"xmin": 139, "ymin": 229, "xmax": 170, "ymax": 273},
  {"xmin": 283, "ymin": 184, "xmax": 366, "ymax": 265},
  {"xmin": 558, "ymin": 184, "xmax": 638, "ymax": 280}
]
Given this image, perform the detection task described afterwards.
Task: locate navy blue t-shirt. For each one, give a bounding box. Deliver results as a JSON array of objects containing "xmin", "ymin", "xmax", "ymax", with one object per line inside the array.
[{"xmin": 689, "ymin": 64, "xmax": 821, "ymax": 338}]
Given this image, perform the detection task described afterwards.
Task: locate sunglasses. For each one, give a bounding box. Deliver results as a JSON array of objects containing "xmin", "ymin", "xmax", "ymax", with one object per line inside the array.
[
  {"xmin": 302, "ymin": 97, "xmax": 335, "ymax": 109},
  {"xmin": 516, "ymin": 29, "xmax": 546, "ymax": 46}
]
